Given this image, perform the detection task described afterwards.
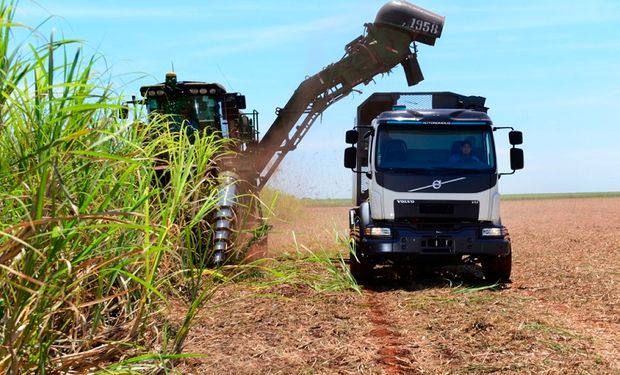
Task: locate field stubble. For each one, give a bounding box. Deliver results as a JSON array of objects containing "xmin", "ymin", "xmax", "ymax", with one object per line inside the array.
[{"xmin": 176, "ymin": 197, "xmax": 619, "ymax": 374}]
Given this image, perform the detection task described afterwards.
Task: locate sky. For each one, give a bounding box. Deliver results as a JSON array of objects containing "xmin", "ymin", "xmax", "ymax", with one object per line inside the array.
[{"xmin": 14, "ymin": 0, "xmax": 620, "ymax": 198}]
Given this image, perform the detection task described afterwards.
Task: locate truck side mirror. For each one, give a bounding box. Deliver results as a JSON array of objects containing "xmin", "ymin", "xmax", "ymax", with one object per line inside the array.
[
  {"xmin": 509, "ymin": 131, "xmax": 523, "ymax": 145},
  {"xmin": 510, "ymin": 148, "xmax": 524, "ymax": 170},
  {"xmin": 344, "ymin": 147, "xmax": 357, "ymax": 169},
  {"xmin": 345, "ymin": 130, "xmax": 359, "ymax": 144}
]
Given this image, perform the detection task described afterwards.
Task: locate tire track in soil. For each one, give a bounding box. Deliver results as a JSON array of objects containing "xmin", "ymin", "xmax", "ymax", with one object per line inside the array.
[{"xmin": 365, "ymin": 289, "xmax": 421, "ymax": 375}]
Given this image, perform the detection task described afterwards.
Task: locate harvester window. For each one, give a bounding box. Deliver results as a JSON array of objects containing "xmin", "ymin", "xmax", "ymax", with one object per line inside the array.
[
  {"xmin": 176, "ymin": 96, "xmax": 220, "ymax": 132},
  {"xmin": 147, "ymin": 99, "xmax": 159, "ymax": 111}
]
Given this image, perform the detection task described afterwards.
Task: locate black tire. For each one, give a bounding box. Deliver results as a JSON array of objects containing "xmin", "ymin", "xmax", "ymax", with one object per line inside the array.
[
  {"xmin": 349, "ymin": 225, "xmax": 373, "ymax": 283},
  {"xmin": 349, "ymin": 252, "xmax": 373, "ymax": 284},
  {"xmin": 481, "ymin": 252, "xmax": 512, "ymax": 283}
]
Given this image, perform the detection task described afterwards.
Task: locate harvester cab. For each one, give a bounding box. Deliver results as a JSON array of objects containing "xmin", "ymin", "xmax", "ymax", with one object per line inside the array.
[
  {"xmin": 137, "ymin": 73, "xmax": 266, "ymax": 267},
  {"xmin": 139, "ymin": 72, "xmax": 258, "ymax": 146}
]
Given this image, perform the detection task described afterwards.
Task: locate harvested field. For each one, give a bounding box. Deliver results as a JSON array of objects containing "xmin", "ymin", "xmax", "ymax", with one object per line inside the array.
[{"xmin": 176, "ymin": 197, "xmax": 619, "ymax": 374}]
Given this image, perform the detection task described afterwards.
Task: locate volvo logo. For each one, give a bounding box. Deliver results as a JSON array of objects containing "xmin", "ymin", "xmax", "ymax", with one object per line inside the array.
[{"xmin": 408, "ymin": 177, "xmax": 467, "ymax": 192}]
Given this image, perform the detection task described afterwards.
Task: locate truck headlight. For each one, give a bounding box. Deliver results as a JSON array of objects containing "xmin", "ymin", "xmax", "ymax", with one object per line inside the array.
[
  {"xmin": 481, "ymin": 227, "xmax": 503, "ymax": 237},
  {"xmin": 364, "ymin": 227, "xmax": 391, "ymax": 237}
]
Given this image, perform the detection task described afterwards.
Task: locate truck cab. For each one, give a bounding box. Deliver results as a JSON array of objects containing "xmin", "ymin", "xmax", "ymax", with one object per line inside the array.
[{"xmin": 344, "ymin": 92, "xmax": 524, "ymax": 283}]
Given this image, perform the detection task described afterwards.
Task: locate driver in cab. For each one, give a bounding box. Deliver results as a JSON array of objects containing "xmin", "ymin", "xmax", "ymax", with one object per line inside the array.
[{"xmin": 449, "ymin": 140, "xmax": 480, "ymax": 163}]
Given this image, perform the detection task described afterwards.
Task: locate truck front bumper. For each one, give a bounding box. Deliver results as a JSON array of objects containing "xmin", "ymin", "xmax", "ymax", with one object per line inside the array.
[{"xmin": 360, "ymin": 225, "xmax": 510, "ymax": 257}]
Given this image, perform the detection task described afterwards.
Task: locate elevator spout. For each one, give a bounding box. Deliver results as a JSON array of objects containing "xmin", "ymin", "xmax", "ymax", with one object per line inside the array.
[{"xmin": 253, "ymin": 0, "xmax": 444, "ymax": 189}]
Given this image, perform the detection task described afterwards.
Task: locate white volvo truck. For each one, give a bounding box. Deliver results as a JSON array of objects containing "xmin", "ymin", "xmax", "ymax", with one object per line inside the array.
[{"xmin": 344, "ymin": 92, "xmax": 524, "ymax": 283}]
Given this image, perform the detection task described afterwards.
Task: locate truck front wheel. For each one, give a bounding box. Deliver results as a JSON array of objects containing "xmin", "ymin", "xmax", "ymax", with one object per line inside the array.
[
  {"xmin": 349, "ymin": 224, "xmax": 373, "ymax": 283},
  {"xmin": 481, "ymin": 252, "xmax": 512, "ymax": 283},
  {"xmin": 350, "ymin": 253, "xmax": 373, "ymax": 284}
]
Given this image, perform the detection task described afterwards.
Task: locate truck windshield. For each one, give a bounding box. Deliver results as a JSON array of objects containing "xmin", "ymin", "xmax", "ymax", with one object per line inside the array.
[{"xmin": 375, "ymin": 125, "xmax": 496, "ymax": 173}]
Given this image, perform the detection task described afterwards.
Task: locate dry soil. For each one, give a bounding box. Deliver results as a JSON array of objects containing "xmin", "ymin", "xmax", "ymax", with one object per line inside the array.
[{"xmin": 175, "ymin": 197, "xmax": 619, "ymax": 374}]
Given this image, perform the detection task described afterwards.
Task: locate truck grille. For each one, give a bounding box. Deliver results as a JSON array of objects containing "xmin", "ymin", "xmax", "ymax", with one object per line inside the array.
[
  {"xmin": 421, "ymin": 237, "xmax": 453, "ymax": 253},
  {"xmin": 394, "ymin": 199, "xmax": 479, "ymax": 220},
  {"xmin": 420, "ymin": 203, "xmax": 454, "ymax": 215}
]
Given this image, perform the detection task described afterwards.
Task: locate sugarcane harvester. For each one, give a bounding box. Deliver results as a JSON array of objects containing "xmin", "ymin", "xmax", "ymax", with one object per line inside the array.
[{"xmin": 137, "ymin": 1, "xmax": 445, "ymax": 266}]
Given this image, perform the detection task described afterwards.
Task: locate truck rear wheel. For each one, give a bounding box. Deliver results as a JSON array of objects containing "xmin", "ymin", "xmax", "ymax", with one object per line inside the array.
[{"xmin": 481, "ymin": 252, "xmax": 512, "ymax": 283}]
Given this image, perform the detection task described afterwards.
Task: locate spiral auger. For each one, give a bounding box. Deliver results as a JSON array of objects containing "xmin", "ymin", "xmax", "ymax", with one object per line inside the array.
[{"xmin": 212, "ymin": 171, "xmax": 239, "ymax": 267}]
